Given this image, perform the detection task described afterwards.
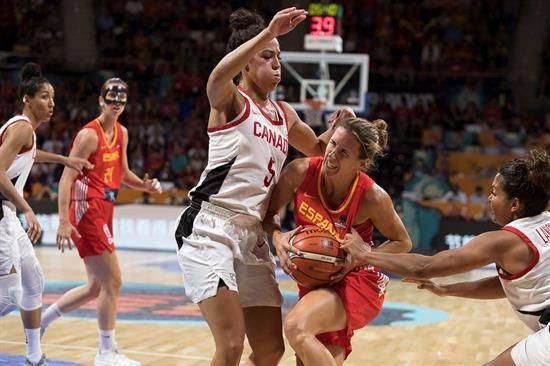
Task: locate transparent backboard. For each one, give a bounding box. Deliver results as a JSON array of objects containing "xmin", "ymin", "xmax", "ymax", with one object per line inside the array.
[{"xmin": 272, "ymin": 51, "xmax": 369, "ymax": 114}]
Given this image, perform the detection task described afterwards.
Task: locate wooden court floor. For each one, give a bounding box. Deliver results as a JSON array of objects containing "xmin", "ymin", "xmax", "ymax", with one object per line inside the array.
[{"xmin": 0, "ymin": 246, "xmax": 529, "ymax": 366}]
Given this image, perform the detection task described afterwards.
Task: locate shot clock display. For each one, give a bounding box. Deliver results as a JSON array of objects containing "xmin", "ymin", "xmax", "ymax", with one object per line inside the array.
[
  {"xmin": 304, "ymin": 3, "xmax": 343, "ymax": 52},
  {"xmin": 307, "ymin": 3, "xmax": 343, "ymax": 37}
]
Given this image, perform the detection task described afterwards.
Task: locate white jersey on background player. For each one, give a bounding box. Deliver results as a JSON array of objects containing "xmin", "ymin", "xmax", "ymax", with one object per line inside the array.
[
  {"xmin": 0, "ymin": 115, "xmax": 37, "ymax": 281},
  {"xmin": 499, "ymin": 211, "xmax": 550, "ymax": 330}
]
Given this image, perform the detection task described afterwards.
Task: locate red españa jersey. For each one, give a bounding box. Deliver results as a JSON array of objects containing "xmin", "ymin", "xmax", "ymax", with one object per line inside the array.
[
  {"xmin": 294, "ymin": 156, "xmax": 375, "ymax": 242},
  {"xmin": 294, "ymin": 157, "xmax": 389, "ymax": 358},
  {"xmin": 71, "ymin": 119, "xmax": 124, "ymax": 201}
]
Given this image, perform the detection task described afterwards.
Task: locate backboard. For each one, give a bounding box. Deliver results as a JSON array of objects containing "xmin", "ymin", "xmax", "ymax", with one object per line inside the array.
[{"xmin": 272, "ymin": 51, "xmax": 369, "ymax": 114}]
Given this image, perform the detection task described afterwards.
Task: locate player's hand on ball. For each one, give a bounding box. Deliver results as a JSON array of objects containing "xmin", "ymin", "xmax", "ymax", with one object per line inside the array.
[{"xmin": 273, "ymin": 225, "xmax": 302, "ymax": 275}]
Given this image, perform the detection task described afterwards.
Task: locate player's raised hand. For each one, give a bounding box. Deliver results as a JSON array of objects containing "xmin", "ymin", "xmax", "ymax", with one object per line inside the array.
[
  {"xmin": 327, "ymin": 107, "xmax": 356, "ymax": 128},
  {"xmin": 143, "ymin": 173, "xmax": 162, "ymax": 194},
  {"xmin": 267, "ymin": 7, "xmax": 308, "ymax": 37}
]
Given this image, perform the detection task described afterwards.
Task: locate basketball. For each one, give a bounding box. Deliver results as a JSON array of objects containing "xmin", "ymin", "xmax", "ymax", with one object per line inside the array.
[{"xmin": 288, "ymin": 227, "xmax": 346, "ymax": 288}]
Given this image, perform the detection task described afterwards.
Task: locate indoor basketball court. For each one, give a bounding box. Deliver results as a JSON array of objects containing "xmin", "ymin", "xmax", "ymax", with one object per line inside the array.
[
  {"xmin": 0, "ymin": 245, "xmax": 528, "ymax": 365},
  {"xmin": 0, "ymin": 0, "xmax": 546, "ymax": 365}
]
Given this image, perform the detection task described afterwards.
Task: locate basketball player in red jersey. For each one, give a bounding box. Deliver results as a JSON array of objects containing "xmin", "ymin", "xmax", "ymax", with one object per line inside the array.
[
  {"xmin": 264, "ymin": 117, "xmax": 412, "ymax": 365},
  {"xmin": 174, "ymin": 7, "xmax": 354, "ymax": 366},
  {"xmin": 41, "ymin": 78, "xmax": 161, "ymax": 366}
]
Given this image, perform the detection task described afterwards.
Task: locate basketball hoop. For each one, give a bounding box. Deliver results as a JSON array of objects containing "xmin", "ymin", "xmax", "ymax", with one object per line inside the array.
[
  {"xmin": 303, "ymin": 98, "xmax": 327, "ymax": 111},
  {"xmin": 302, "ymin": 99, "xmax": 326, "ymax": 130}
]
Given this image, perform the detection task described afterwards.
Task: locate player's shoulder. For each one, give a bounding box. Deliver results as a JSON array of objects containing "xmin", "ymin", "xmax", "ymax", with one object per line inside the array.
[
  {"xmin": 1, "ymin": 120, "xmax": 34, "ymax": 145},
  {"xmin": 117, "ymin": 122, "xmax": 128, "ymax": 134},
  {"xmin": 6, "ymin": 119, "xmax": 34, "ymax": 134},
  {"xmin": 361, "ymin": 182, "xmax": 392, "ymax": 207},
  {"xmin": 280, "ymin": 158, "xmax": 310, "ymax": 188},
  {"xmin": 76, "ymin": 127, "xmax": 99, "ymax": 145}
]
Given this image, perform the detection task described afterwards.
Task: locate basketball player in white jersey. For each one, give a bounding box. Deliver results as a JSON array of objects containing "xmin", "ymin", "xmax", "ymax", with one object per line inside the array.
[
  {"xmin": 174, "ymin": 7, "xmax": 354, "ymax": 366},
  {"xmin": 340, "ymin": 148, "xmax": 550, "ymax": 366},
  {"xmin": 0, "ymin": 63, "xmax": 91, "ymax": 366}
]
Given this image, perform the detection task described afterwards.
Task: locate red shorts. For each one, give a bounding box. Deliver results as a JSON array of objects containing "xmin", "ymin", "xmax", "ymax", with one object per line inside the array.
[
  {"xmin": 298, "ymin": 270, "xmax": 387, "ymax": 358},
  {"xmin": 69, "ymin": 199, "xmax": 115, "ymax": 258}
]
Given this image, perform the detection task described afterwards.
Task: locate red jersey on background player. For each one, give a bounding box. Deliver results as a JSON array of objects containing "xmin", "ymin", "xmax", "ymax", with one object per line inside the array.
[
  {"xmin": 68, "ymin": 118, "xmax": 124, "ymax": 256},
  {"xmin": 40, "ymin": 78, "xmax": 161, "ymax": 366},
  {"xmin": 264, "ymin": 117, "xmax": 412, "ymax": 365}
]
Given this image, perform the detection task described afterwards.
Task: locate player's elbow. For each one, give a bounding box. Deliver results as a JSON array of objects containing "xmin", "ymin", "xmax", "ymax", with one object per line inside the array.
[
  {"xmin": 405, "ymin": 241, "xmax": 413, "ymax": 253},
  {"xmin": 401, "ymin": 238, "xmax": 413, "ymax": 253}
]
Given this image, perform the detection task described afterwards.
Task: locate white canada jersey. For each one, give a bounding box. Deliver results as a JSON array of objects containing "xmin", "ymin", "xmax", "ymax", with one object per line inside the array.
[
  {"xmin": 189, "ymin": 87, "xmax": 289, "ymax": 221},
  {"xmin": 0, "ymin": 115, "xmax": 36, "ymax": 208},
  {"xmin": 499, "ymin": 211, "xmax": 550, "ymax": 330}
]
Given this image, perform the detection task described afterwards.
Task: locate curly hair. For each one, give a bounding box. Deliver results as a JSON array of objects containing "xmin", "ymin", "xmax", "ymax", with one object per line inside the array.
[{"xmin": 498, "ymin": 148, "xmax": 550, "ymax": 217}]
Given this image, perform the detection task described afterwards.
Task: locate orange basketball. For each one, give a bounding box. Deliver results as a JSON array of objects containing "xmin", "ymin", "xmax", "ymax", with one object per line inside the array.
[{"xmin": 288, "ymin": 227, "xmax": 346, "ymax": 288}]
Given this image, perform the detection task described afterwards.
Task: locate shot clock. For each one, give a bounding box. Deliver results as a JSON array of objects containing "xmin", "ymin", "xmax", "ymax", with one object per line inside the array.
[{"xmin": 304, "ymin": 3, "xmax": 343, "ymax": 52}]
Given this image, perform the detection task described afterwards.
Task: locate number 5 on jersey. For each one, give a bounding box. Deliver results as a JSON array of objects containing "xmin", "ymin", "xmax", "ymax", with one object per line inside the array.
[{"xmin": 264, "ymin": 157, "xmax": 275, "ymax": 187}]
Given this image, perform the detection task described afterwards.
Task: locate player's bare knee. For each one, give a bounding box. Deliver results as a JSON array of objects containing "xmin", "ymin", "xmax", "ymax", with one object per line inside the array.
[
  {"xmin": 19, "ymin": 255, "xmax": 44, "ymax": 311},
  {"xmin": 106, "ymin": 279, "xmax": 121, "ymax": 296},
  {"xmin": 252, "ymin": 340, "xmax": 285, "ymax": 365},
  {"xmin": 103, "ymin": 273, "xmax": 122, "ymax": 294},
  {"xmin": 86, "ymin": 280, "xmax": 101, "ymax": 299},
  {"xmin": 218, "ymin": 340, "xmax": 244, "ymax": 364},
  {"xmin": 283, "ymin": 315, "xmax": 309, "ymax": 345}
]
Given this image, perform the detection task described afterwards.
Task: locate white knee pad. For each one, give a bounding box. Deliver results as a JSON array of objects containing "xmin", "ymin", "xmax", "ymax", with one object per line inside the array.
[
  {"xmin": 19, "ymin": 255, "xmax": 44, "ymax": 311},
  {"xmin": 0, "ymin": 272, "xmax": 22, "ymax": 316}
]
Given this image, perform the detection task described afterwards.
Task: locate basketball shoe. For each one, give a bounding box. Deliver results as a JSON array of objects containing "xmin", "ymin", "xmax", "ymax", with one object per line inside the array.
[{"xmin": 94, "ymin": 349, "xmax": 141, "ymax": 366}]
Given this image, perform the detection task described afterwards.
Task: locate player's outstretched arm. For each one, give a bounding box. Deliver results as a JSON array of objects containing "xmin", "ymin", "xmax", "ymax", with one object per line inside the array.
[
  {"xmin": 341, "ymin": 230, "xmax": 514, "ymax": 280},
  {"xmin": 403, "ymin": 275, "xmax": 506, "ymax": 299},
  {"xmin": 35, "ymin": 150, "xmax": 92, "ymax": 175}
]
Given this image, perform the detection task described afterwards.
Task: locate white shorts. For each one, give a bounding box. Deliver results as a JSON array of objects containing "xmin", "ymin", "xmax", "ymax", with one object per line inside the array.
[
  {"xmin": 175, "ymin": 201, "xmax": 282, "ymax": 307},
  {"xmin": 0, "ymin": 202, "xmax": 35, "ymax": 275},
  {"xmin": 511, "ymin": 323, "xmax": 550, "ymax": 366}
]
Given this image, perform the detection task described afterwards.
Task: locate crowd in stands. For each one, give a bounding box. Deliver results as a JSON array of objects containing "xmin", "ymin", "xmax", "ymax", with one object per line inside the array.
[
  {"xmin": 341, "ymin": 0, "xmax": 520, "ymax": 75},
  {"xmin": 538, "ymin": 26, "xmax": 550, "ymax": 98},
  {"xmin": 0, "ymin": 0, "xmax": 549, "ymax": 224}
]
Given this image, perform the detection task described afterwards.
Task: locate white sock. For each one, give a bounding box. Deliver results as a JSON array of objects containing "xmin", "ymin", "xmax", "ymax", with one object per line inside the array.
[
  {"xmin": 41, "ymin": 303, "xmax": 63, "ymax": 329},
  {"xmin": 24, "ymin": 328, "xmax": 42, "ymax": 362},
  {"xmin": 99, "ymin": 329, "xmax": 116, "ymax": 352}
]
